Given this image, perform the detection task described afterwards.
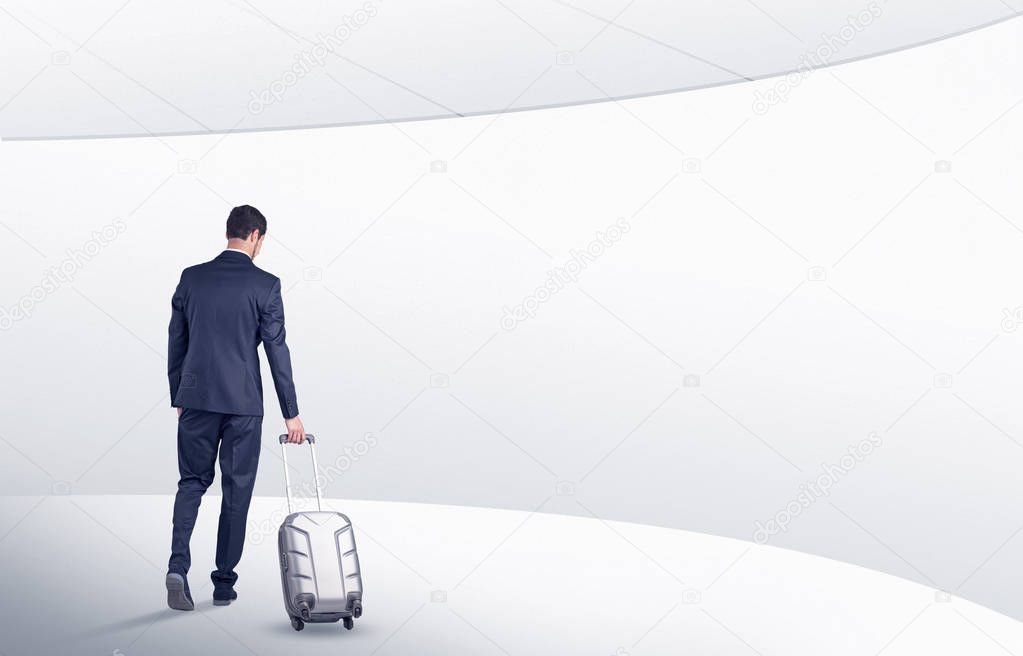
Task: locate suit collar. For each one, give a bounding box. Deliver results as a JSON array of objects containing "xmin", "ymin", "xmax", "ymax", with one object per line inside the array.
[{"xmin": 216, "ymin": 249, "xmax": 254, "ymax": 264}]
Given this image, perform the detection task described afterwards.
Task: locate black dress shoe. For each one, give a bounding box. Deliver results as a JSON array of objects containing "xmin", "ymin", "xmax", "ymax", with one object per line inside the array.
[
  {"xmin": 166, "ymin": 573, "xmax": 194, "ymax": 611},
  {"xmin": 213, "ymin": 587, "xmax": 238, "ymax": 606}
]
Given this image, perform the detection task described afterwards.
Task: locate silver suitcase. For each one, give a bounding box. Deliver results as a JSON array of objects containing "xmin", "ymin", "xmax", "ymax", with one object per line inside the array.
[{"xmin": 277, "ymin": 434, "xmax": 364, "ymax": 632}]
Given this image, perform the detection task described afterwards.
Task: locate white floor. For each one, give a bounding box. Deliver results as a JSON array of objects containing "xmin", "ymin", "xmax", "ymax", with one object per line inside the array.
[{"xmin": 1, "ymin": 495, "xmax": 1021, "ymax": 655}]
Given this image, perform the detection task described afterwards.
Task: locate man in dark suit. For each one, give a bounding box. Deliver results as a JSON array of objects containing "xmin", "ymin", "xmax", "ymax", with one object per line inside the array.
[{"xmin": 165, "ymin": 205, "xmax": 306, "ymax": 611}]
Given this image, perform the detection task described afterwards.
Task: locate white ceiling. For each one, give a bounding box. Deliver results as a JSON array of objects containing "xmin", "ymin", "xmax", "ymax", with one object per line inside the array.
[{"xmin": 0, "ymin": 0, "xmax": 1020, "ymax": 139}]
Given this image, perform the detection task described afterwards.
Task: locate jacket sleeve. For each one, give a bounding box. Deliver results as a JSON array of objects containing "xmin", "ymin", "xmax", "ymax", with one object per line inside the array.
[
  {"xmin": 260, "ymin": 278, "xmax": 299, "ymax": 419},
  {"xmin": 167, "ymin": 273, "xmax": 189, "ymax": 406}
]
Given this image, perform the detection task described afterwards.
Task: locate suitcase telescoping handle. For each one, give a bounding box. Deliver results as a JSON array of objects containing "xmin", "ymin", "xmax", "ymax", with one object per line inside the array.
[{"xmin": 279, "ymin": 434, "xmax": 322, "ymax": 514}]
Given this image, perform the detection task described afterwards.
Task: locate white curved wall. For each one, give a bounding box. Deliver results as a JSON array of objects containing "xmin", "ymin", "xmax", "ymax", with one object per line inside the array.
[
  {"xmin": 0, "ymin": 0, "xmax": 1020, "ymax": 138},
  {"xmin": 1, "ymin": 14, "xmax": 1022, "ymax": 620}
]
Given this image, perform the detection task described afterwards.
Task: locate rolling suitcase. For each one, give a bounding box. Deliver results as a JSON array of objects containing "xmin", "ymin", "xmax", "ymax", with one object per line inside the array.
[{"xmin": 277, "ymin": 434, "xmax": 364, "ymax": 632}]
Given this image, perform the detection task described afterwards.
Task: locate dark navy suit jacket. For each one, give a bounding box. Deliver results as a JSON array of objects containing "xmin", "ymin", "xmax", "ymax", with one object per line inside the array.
[{"xmin": 168, "ymin": 250, "xmax": 299, "ymax": 418}]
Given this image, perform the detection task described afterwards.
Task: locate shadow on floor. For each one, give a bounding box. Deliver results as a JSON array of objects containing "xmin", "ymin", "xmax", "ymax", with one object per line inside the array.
[
  {"xmin": 263, "ymin": 618, "xmax": 380, "ymax": 640},
  {"xmin": 76, "ymin": 608, "xmax": 181, "ymax": 637}
]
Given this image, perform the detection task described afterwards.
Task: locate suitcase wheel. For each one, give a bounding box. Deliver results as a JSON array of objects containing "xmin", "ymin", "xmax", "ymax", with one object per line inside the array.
[
  {"xmin": 343, "ymin": 617, "xmax": 354, "ymax": 631},
  {"xmin": 291, "ymin": 617, "xmax": 305, "ymax": 632},
  {"xmin": 352, "ymin": 601, "xmax": 363, "ymax": 619}
]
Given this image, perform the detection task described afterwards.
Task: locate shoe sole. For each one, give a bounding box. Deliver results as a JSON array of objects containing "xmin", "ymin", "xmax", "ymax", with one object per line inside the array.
[
  {"xmin": 166, "ymin": 573, "xmax": 194, "ymax": 611},
  {"xmin": 213, "ymin": 598, "xmax": 233, "ymax": 606}
]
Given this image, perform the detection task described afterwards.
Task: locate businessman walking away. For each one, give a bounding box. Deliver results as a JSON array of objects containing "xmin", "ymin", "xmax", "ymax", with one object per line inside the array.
[{"xmin": 166, "ymin": 205, "xmax": 306, "ymax": 610}]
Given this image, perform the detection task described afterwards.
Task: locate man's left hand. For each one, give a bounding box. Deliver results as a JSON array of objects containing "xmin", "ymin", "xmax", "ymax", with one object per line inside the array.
[{"xmin": 285, "ymin": 416, "xmax": 305, "ymax": 444}]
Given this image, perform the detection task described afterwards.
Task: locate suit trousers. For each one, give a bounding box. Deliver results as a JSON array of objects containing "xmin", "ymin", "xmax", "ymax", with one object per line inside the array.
[{"xmin": 168, "ymin": 408, "xmax": 262, "ymax": 587}]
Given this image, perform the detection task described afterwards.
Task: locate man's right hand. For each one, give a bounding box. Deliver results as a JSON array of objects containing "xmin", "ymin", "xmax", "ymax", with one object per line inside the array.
[{"xmin": 285, "ymin": 416, "xmax": 306, "ymax": 444}]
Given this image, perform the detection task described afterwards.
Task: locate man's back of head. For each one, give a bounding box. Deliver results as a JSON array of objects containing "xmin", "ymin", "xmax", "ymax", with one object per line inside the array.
[{"xmin": 225, "ymin": 205, "xmax": 268, "ymax": 260}]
